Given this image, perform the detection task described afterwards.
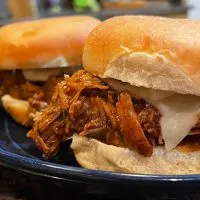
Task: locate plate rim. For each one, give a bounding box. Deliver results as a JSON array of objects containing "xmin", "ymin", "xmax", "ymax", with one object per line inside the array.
[{"xmin": 0, "ymin": 147, "xmax": 200, "ymax": 184}]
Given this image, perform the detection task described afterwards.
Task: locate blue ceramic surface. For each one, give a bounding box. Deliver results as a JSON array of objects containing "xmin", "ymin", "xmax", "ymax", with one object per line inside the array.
[{"xmin": 0, "ymin": 109, "xmax": 200, "ymax": 190}]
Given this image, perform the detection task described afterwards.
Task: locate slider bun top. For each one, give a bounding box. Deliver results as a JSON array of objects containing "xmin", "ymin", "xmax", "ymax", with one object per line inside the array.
[
  {"xmin": 83, "ymin": 15, "xmax": 200, "ymax": 96},
  {"xmin": 0, "ymin": 16, "xmax": 100, "ymax": 70}
]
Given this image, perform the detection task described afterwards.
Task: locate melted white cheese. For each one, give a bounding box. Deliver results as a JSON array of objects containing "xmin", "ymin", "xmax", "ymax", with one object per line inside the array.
[
  {"xmin": 22, "ymin": 56, "xmax": 68, "ymax": 81},
  {"xmin": 106, "ymin": 79, "xmax": 200, "ymax": 151},
  {"xmin": 41, "ymin": 56, "xmax": 68, "ymax": 69},
  {"xmin": 157, "ymin": 95, "xmax": 200, "ymax": 151},
  {"xmin": 22, "ymin": 68, "xmax": 63, "ymax": 82}
]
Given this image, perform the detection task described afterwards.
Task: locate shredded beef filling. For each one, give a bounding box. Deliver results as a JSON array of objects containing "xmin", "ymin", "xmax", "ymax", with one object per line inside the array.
[
  {"xmin": 2, "ymin": 70, "xmax": 200, "ymax": 157},
  {"xmin": 27, "ymin": 70, "xmax": 163, "ymax": 157},
  {"xmin": 116, "ymin": 92, "xmax": 153, "ymax": 156},
  {"xmin": 0, "ymin": 70, "xmax": 63, "ymax": 125}
]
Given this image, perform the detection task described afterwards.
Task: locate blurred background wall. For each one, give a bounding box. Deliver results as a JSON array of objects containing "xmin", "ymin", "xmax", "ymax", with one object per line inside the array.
[
  {"xmin": 0, "ymin": 0, "xmax": 198, "ymax": 25},
  {"xmin": 186, "ymin": 0, "xmax": 200, "ymax": 19}
]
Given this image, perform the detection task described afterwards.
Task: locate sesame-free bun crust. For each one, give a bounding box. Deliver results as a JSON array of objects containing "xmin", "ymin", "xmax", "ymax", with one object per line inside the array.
[
  {"xmin": 83, "ymin": 16, "xmax": 200, "ymax": 96},
  {"xmin": 0, "ymin": 16, "xmax": 100, "ymax": 69},
  {"xmin": 71, "ymin": 135, "xmax": 200, "ymax": 175}
]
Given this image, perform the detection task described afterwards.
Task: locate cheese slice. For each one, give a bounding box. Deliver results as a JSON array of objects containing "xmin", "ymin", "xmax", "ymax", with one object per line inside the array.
[
  {"xmin": 106, "ymin": 79, "xmax": 200, "ymax": 151},
  {"xmin": 22, "ymin": 56, "xmax": 68, "ymax": 81},
  {"xmin": 156, "ymin": 95, "xmax": 200, "ymax": 150},
  {"xmin": 105, "ymin": 78, "xmax": 175, "ymax": 102},
  {"xmin": 22, "ymin": 68, "xmax": 63, "ymax": 82}
]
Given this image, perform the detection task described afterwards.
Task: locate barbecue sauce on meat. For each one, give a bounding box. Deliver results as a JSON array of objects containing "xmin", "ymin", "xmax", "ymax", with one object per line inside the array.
[
  {"xmin": 0, "ymin": 70, "xmax": 64, "ymax": 125},
  {"xmin": 0, "ymin": 70, "xmax": 63, "ymax": 101},
  {"xmin": 2, "ymin": 70, "xmax": 199, "ymax": 157},
  {"xmin": 27, "ymin": 70, "xmax": 162, "ymax": 157}
]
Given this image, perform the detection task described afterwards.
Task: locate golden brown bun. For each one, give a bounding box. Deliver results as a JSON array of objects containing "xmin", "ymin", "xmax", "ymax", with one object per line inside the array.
[
  {"xmin": 0, "ymin": 16, "xmax": 100, "ymax": 69},
  {"xmin": 83, "ymin": 15, "xmax": 200, "ymax": 96},
  {"xmin": 1, "ymin": 95, "xmax": 30, "ymax": 126},
  {"xmin": 71, "ymin": 135, "xmax": 200, "ymax": 175}
]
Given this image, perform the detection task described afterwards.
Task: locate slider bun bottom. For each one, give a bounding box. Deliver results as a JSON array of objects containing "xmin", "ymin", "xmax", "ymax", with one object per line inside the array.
[
  {"xmin": 71, "ymin": 135, "xmax": 200, "ymax": 175},
  {"xmin": 1, "ymin": 95, "xmax": 31, "ymax": 126}
]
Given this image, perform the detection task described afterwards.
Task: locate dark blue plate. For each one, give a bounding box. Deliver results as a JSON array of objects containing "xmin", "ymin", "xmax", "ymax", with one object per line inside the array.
[{"xmin": 0, "ymin": 108, "xmax": 200, "ymax": 195}]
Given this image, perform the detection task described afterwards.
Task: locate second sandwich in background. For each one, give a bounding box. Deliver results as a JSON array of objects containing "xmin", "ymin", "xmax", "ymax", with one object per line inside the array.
[{"xmin": 0, "ymin": 15, "xmax": 100, "ymax": 126}]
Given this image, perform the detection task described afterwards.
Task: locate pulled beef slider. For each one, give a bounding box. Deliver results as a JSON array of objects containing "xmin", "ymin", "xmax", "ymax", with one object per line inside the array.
[
  {"xmin": 72, "ymin": 15, "xmax": 200, "ymax": 174},
  {"xmin": 0, "ymin": 16, "xmax": 100, "ymax": 126}
]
